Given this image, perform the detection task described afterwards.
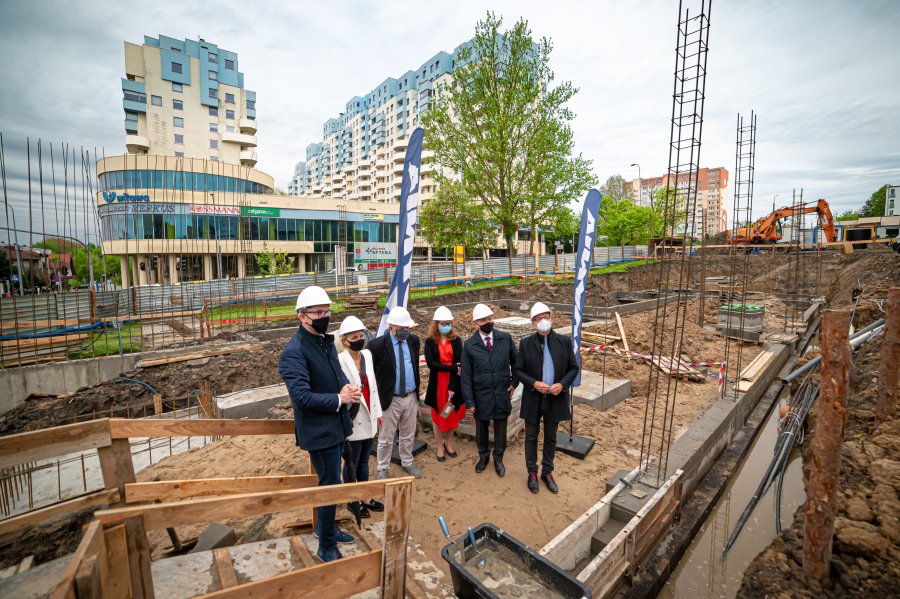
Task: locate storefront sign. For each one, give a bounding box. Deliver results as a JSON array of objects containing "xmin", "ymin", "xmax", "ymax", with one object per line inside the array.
[
  {"xmin": 190, "ymin": 205, "xmax": 240, "ymax": 215},
  {"xmin": 102, "ymin": 191, "xmax": 150, "ymax": 203},
  {"xmin": 241, "ymin": 206, "xmax": 280, "ymax": 217},
  {"xmin": 362, "ymin": 213, "xmax": 384, "ymax": 221},
  {"xmin": 354, "ymin": 242, "xmax": 397, "ymax": 267},
  {"xmin": 101, "ymin": 203, "xmax": 175, "ymax": 214}
]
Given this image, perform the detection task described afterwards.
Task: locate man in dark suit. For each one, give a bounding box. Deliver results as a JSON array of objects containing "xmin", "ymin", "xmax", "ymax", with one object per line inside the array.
[
  {"xmin": 461, "ymin": 303, "xmax": 518, "ymax": 477},
  {"xmin": 367, "ymin": 306, "xmax": 422, "ymax": 479},
  {"xmin": 279, "ymin": 286, "xmax": 361, "ymax": 562},
  {"xmin": 514, "ymin": 302, "xmax": 579, "ymax": 494}
]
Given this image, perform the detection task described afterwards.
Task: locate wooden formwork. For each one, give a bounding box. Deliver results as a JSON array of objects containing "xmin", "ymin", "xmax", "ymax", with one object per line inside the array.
[{"xmin": 0, "ymin": 418, "xmax": 417, "ymax": 599}]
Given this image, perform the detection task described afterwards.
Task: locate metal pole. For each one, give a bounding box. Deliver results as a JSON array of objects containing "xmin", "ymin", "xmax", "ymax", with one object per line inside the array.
[
  {"xmin": 803, "ymin": 309, "xmax": 850, "ymax": 581},
  {"xmin": 875, "ymin": 288, "xmax": 899, "ymax": 425}
]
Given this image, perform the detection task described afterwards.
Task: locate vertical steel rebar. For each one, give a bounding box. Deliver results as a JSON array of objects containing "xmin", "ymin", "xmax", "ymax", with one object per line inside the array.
[
  {"xmin": 803, "ymin": 309, "xmax": 850, "ymax": 581},
  {"xmin": 875, "ymin": 288, "xmax": 899, "ymax": 425}
]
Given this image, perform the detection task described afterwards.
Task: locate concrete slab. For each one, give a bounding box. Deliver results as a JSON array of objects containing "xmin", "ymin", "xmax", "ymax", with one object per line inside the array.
[
  {"xmin": 189, "ymin": 522, "xmax": 237, "ymax": 554},
  {"xmin": 215, "ymin": 383, "xmax": 289, "ymax": 419},
  {"xmin": 228, "ymin": 537, "xmax": 300, "ymax": 584},
  {"xmin": 151, "ymin": 550, "xmax": 219, "ymax": 599},
  {"xmin": 572, "ymin": 370, "xmax": 631, "ymax": 412},
  {"xmin": 0, "ymin": 554, "xmax": 70, "ymax": 599}
]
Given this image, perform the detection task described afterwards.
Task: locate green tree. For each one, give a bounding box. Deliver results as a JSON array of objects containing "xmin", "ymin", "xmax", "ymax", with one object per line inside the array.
[
  {"xmin": 541, "ymin": 206, "xmax": 580, "ymax": 251},
  {"xmin": 597, "ymin": 198, "xmax": 661, "ymax": 246},
  {"xmin": 651, "ymin": 187, "xmax": 689, "ymax": 237},
  {"xmin": 835, "ymin": 209, "xmax": 860, "ymax": 221},
  {"xmin": 599, "ymin": 174, "xmax": 633, "ymax": 203},
  {"xmin": 417, "ymin": 190, "xmax": 497, "ymax": 259},
  {"xmin": 860, "ymin": 184, "xmax": 888, "ymax": 217},
  {"xmin": 254, "ymin": 242, "xmax": 294, "ymax": 276},
  {"xmin": 421, "ymin": 12, "xmax": 595, "ymax": 274},
  {"xmin": 0, "ymin": 250, "xmax": 11, "ymax": 279}
]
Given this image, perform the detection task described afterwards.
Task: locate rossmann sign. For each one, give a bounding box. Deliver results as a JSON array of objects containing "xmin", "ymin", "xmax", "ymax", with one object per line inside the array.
[{"xmin": 102, "ymin": 191, "xmax": 150, "ymax": 203}]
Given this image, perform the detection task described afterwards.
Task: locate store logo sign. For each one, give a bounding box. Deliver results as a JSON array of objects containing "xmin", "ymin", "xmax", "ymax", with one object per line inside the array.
[{"xmin": 103, "ymin": 191, "xmax": 150, "ymax": 203}]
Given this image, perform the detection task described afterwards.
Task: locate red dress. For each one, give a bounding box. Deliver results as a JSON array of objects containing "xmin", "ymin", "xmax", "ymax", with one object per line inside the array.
[{"xmin": 431, "ymin": 339, "xmax": 463, "ymax": 432}]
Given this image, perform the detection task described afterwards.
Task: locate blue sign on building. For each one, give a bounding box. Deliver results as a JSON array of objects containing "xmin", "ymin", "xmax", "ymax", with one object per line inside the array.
[{"xmin": 103, "ymin": 191, "xmax": 150, "ymax": 203}]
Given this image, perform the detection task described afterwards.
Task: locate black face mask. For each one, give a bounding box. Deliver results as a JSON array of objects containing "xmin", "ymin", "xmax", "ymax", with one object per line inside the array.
[
  {"xmin": 347, "ymin": 338, "xmax": 365, "ymax": 351},
  {"xmin": 309, "ymin": 315, "xmax": 330, "ymax": 335},
  {"xmin": 479, "ymin": 322, "xmax": 494, "ymax": 335}
]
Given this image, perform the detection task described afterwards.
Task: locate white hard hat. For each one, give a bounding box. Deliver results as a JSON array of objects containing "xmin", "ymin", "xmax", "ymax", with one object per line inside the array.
[
  {"xmin": 338, "ymin": 315, "xmax": 366, "ymax": 337},
  {"xmin": 433, "ymin": 306, "xmax": 454, "ymax": 321},
  {"xmin": 472, "ymin": 303, "xmax": 493, "ymax": 321},
  {"xmin": 387, "ymin": 306, "xmax": 416, "ymax": 327},
  {"xmin": 295, "ymin": 286, "xmax": 331, "ymax": 312},
  {"xmin": 530, "ymin": 302, "xmax": 551, "ymax": 319}
]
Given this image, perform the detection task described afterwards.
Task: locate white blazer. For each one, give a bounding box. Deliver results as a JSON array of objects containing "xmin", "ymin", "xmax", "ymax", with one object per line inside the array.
[{"xmin": 338, "ymin": 349, "xmax": 383, "ymax": 441}]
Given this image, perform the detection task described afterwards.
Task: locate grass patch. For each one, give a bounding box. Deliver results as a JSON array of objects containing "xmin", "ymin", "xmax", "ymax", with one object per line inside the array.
[
  {"xmin": 69, "ymin": 322, "xmax": 143, "ymax": 359},
  {"xmin": 589, "ymin": 259, "xmax": 658, "ymax": 275}
]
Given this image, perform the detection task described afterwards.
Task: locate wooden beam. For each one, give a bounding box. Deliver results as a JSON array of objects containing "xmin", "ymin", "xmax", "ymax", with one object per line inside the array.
[
  {"xmin": 352, "ymin": 522, "xmax": 428, "ymax": 599},
  {"xmin": 615, "ymin": 312, "xmax": 629, "ymax": 353},
  {"xmin": 103, "ymin": 524, "xmax": 132, "ymax": 599},
  {"xmin": 0, "ymin": 419, "xmax": 111, "ymax": 471},
  {"xmin": 214, "ymin": 548, "xmax": 239, "ymax": 589},
  {"xmin": 124, "ymin": 475, "xmax": 318, "ymax": 503},
  {"xmin": 0, "ymin": 334, "xmax": 90, "ymax": 349},
  {"xmin": 75, "ymin": 555, "xmax": 102, "ymax": 599},
  {"xmin": 51, "ymin": 520, "xmax": 105, "ymax": 599},
  {"xmin": 0, "ymin": 488, "xmax": 120, "ymax": 536},
  {"xmin": 381, "ymin": 481, "xmax": 412, "ymax": 599},
  {"xmin": 108, "ymin": 418, "xmax": 293, "ymax": 439},
  {"xmin": 94, "ymin": 479, "xmax": 412, "ymax": 530},
  {"xmin": 135, "ymin": 344, "xmax": 262, "ymax": 368},
  {"xmin": 288, "ymin": 536, "xmax": 316, "ymax": 569},
  {"xmin": 197, "ymin": 549, "xmax": 383, "ymax": 599}
]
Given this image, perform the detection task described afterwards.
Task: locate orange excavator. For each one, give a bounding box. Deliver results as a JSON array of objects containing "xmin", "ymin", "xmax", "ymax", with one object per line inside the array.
[{"xmin": 722, "ymin": 198, "xmax": 837, "ymax": 244}]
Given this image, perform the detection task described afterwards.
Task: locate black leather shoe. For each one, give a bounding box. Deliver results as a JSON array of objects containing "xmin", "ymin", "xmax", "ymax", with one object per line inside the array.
[
  {"xmin": 475, "ymin": 456, "xmax": 489, "ymax": 473},
  {"xmin": 364, "ymin": 500, "xmax": 384, "ymax": 512},
  {"xmin": 527, "ymin": 473, "xmax": 539, "ymax": 494},
  {"xmin": 494, "ymin": 458, "xmax": 506, "ymax": 477},
  {"xmin": 541, "ymin": 473, "xmax": 559, "ymax": 494}
]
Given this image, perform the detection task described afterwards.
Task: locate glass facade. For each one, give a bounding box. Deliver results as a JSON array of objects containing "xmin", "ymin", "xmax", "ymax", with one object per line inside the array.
[{"xmin": 99, "ymin": 169, "xmax": 272, "ymax": 195}]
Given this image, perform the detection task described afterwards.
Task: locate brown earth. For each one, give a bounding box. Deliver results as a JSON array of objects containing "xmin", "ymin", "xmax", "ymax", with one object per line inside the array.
[{"xmin": 737, "ymin": 337, "xmax": 900, "ymax": 597}]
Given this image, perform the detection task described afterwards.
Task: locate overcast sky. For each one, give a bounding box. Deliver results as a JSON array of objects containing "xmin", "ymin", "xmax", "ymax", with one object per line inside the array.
[{"xmin": 1, "ymin": 0, "xmax": 898, "ymax": 243}]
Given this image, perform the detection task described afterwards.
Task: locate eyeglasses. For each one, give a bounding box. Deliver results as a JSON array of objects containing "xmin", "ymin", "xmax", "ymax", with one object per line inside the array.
[{"xmin": 303, "ymin": 309, "xmax": 332, "ymax": 317}]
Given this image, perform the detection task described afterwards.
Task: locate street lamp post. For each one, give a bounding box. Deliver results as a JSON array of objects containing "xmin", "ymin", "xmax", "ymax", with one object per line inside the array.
[{"xmin": 630, "ymin": 163, "xmax": 642, "ymax": 206}]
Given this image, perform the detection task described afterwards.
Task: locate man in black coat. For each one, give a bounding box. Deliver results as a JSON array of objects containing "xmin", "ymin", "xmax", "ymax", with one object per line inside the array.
[
  {"xmin": 366, "ymin": 306, "xmax": 422, "ymax": 479},
  {"xmin": 279, "ymin": 286, "xmax": 361, "ymax": 562},
  {"xmin": 514, "ymin": 302, "xmax": 579, "ymax": 494},
  {"xmin": 461, "ymin": 303, "xmax": 518, "ymax": 477}
]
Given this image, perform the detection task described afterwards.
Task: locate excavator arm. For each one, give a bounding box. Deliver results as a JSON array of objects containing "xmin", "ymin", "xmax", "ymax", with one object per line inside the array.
[{"xmin": 726, "ymin": 199, "xmax": 837, "ymax": 244}]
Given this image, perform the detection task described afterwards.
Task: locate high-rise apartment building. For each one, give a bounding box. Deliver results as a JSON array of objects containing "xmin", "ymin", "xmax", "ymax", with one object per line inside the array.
[
  {"xmin": 627, "ymin": 167, "xmax": 730, "ymax": 237},
  {"xmin": 121, "ymin": 35, "xmax": 258, "ymax": 167}
]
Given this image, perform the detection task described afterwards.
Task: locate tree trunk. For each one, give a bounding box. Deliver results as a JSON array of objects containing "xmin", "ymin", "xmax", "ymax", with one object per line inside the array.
[{"xmin": 505, "ymin": 232, "xmax": 515, "ymax": 276}]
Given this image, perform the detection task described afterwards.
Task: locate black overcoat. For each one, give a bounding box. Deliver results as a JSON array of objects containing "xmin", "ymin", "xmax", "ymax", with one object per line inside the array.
[
  {"xmin": 514, "ymin": 330, "xmax": 579, "ymax": 423},
  {"xmin": 460, "ymin": 331, "xmax": 518, "ymax": 421},
  {"xmin": 366, "ymin": 333, "xmax": 421, "ymax": 411}
]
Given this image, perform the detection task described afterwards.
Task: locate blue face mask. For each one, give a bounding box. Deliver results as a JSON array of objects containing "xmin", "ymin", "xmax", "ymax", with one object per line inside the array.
[
  {"xmin": 439, "ymin": 324, "xmax": 452, "ymax": 335},
  {"xmin": 394, "ymin": 329, "xmax": 410, "ymax": 341}
]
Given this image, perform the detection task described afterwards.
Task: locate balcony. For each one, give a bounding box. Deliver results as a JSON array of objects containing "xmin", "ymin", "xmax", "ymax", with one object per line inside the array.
[
  {"xmin": 375, "ymin": 159, "xmax": 387, "ymax": 169},
  {"xmin": 392, "ymin": 138, "xmax": 408, "ymax": 152},
  {"xmin": 239, "ymin": 118, "xmax": 257, "ymax": 134},
  {"xmin": 392, "ymin": 152, "xmax": 406, "ymax": 164},
  {"xmin": 222, "ymin": 132, "xmax": 257, "ymax": 147},
  {"xmin": 125, "ymin": 135, "xmax": 150, "ymax": 153},
  {"xmin": 358, "ymin": 163, "xmax": 372, "ymax": 172},
  {"xmin": 392, "ymin": 161, "xmax": 404, "ymax": 174},
  {"xmin": 240, "ymin": 150, "xmax": 258, "ymax": 167}
]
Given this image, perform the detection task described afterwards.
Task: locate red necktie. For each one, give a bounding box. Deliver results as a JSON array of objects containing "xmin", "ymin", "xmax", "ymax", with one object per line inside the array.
[{"xmin": 485, "ymin": 336, "xmax": 492, "ymax": 352}]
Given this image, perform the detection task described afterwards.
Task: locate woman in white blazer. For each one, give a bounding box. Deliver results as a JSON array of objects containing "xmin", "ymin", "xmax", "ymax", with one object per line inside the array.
[{"xmin": 337, "ymin": 316, "xmax": 384, "ymax": 517}]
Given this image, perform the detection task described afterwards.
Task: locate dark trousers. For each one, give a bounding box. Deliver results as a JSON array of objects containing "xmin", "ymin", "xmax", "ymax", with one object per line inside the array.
[
  {"xmin": 475, "ymin": 418, "xmax": 508, "ymax": 459},
  {"xmin": 343, "ymin": 437, "xmax": 374, "ymax": 483},
  {"xmin": 525, "ymin": 396, "xmax": 559, "ymax": 475},
  {"xmin": 309, "ymin": 441, "xmax": 344, "ymax": 551}
]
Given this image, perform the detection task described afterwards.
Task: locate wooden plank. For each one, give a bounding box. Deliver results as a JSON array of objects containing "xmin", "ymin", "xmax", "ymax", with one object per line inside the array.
[
  {"xmin": 214, "ymin": 548, "xmax": 239, "ymax": 589},
  {"xmin": 136, "ymin": 344, "xmax": 261, "ymax": 368},
  {"xmin": 16, "ymin": 554, "xmax": 34, "ymax": 573},
  {"xmin": 124, "ymin": 475, "xmax": 318, "ymax": 503},
  {"xmin": 51, "ymin": 520, "xmax": 105, "ymax": 599},
  {"xmin": 739, "ymin": 350, "xmax": 775, "ymax": 382},
  {"xmin": 0, "ymin": 488, "xmax": 120, "ymax": 536},
  {"xmin": 75, "ymin": 555, "xmax": 102, "ymax": 599},
  {"xmin": 108, "ymin": 418, "xmax": 293, "ymax": 439},
  {"xmin": 615, "ymin": 312, "xmax": 629, "ymax": 353},
  {"xmin": 0, "ymin": 334, "xmax": 90, "ymax": 349},
  {"xmin": 103, "ymin": 524, "xmax": 132, "ymax": 599},
  {"xmin": 0, "ymin": 419, "xmax": 111, "ymax": 471},
  {"xmin": 381, "ymin": 481, "xmax": 412, "ymax": 599},
  {"xmin": 152, "ymin": 394, "xmax": 163, "ymax": 415},
  {"xmin": 288, "ymin": 535, "xmax": 316, "ymax": 569},
  {"xmin": 94, "ymin": 478, "xmax": 410, "ymax": 530},
  {"xmin": 352, "ymin": 523, "xmax": 428, "ymax": 599},
  {"xmin": 196, "ymin": 549, "xmax": 383, "ymax": 599}
]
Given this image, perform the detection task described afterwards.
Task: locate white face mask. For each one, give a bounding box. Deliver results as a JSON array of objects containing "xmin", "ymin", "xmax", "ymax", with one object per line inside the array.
[{"xmin": 536, "ymin": 319, "xmax": 552, "ymax": 334}]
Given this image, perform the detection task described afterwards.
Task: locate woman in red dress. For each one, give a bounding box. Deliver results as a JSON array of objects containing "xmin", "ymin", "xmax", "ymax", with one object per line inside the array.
[{"xmin": 423, "ymin": 306, "xmax": 464, "ymax": 461}]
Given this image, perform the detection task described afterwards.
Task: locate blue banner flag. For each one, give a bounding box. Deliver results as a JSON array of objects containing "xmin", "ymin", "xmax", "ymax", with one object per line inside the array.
[
  {"xmin": 571, "ymin": 189, "xmax": 602, "ymax": 386},
  {"xmin": 377, "ymin": 127, "xmax": 425, "ymax": 337}
]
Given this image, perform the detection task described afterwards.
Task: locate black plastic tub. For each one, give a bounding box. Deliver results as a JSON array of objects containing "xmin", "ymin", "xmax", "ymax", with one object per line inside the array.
[{"xmin": 440, "ymin": 522, "xmax": 591, "ymax": 599}]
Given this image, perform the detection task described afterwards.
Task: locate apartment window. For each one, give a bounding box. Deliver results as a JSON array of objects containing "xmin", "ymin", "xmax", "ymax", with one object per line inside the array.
[
  {"xmin": 123, "ymin": 90, "xmax": 146, "ymax": 103},
  {"xmin": 208, "ymin": 52, "xmax": 217, "ymax": 63},
  {"xmin": 225, "ymin": 93, "xmax": 234, "ymax": 104},
  {"xmin": 209, "ymin": 122, "xmax": 218, "ymax": 132},
  {"xmin": 226, "ymin": 125, "xmax": 235, "ymax": 132},
  {"xmin": 890, "ymin": 188, "xmax": 896, "ymax": 198},
  {"xmin": 125, "ymin": 112, "xmax": 138, "ymax": 122},
  {"xmin": 210, "ymin": 156, "xmax": 219, "ymax": 161},
  {"xmin": 174, "ymin": 134, "xmax": 184, "ymax": 144},
  {"xmin": 208, "ymin": 88, "xmax": 217, "ymax": 99},
  {"xmin": 171, "ymin": 62, "xmax": 182, "ymax": 74},
  {"xmin": 173, "ymin": 99, "xmax": 183, "ymax": 110},
  {"xmin": 209, "ymin": 70, "xmax": 217, "ymax": 81},
  {"xmin": 150, "ymin": 95, "xmax": 162, "ymax": 106},
  {"xmin": 226, "ymin": 109, "xmax": 235, "ymax": 120},
  {"xmin": 173, "ymin": 117, "xmax": 184, "ymax": 128},
  {"xmin": 172, "ymin": 82, "xmax": 183, "ymax": 92},
  {"xmin": 175, "ymin": 151, "xmax": 184, "ymax": 157},
  {"xmin": 209, "ymin": 107, "xmax": 218, "ymax": 117},
  {"xmin": 224, "ymin": 59, "xmax": 234, "ymax": 70},
  {"xmin": 210, "ymin": 139, "xmax": 219, "ymax": 149}
]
